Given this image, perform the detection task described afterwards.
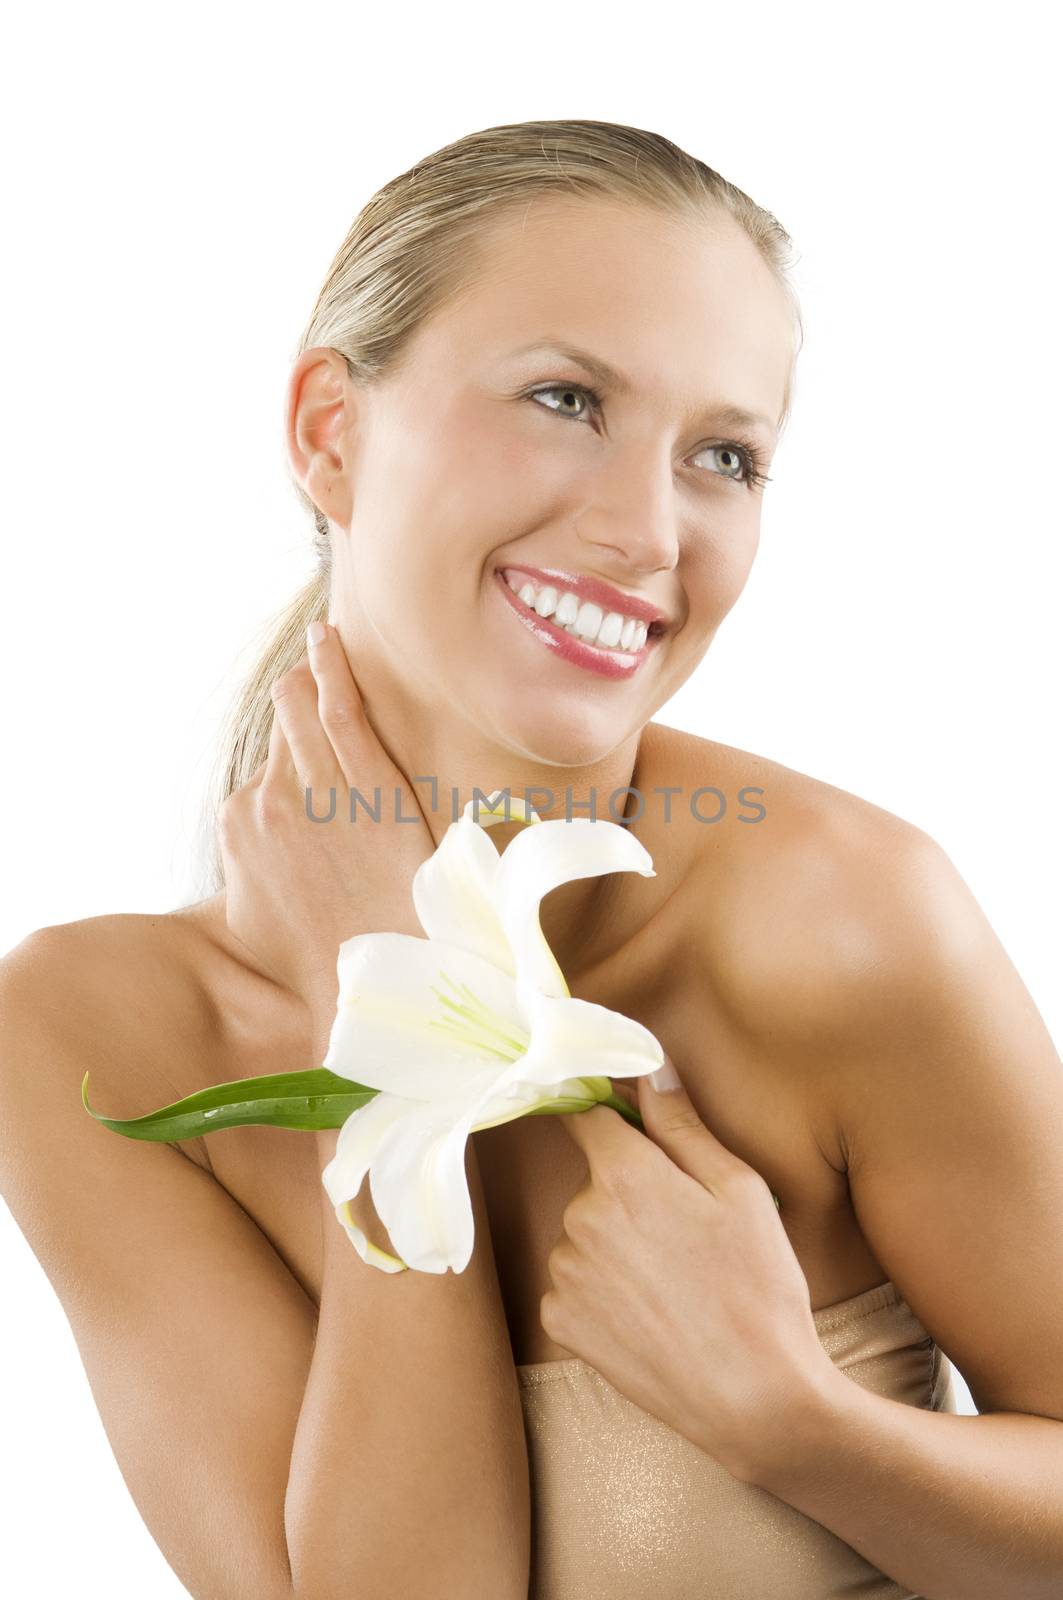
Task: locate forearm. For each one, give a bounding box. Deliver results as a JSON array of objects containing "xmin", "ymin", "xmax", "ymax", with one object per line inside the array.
[
  {"xmin": 743, "ymin": 1364, "xmax": 1063, "ymax": 1599},
  {"xmin": 284, "ymin": 1128, "xmax": 530, "ymax": 1600}
]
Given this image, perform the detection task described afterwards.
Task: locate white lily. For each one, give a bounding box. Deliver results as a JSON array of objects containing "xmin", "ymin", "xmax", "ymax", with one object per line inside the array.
[{"xmin": 319, "ymin": 790, "xmax": 665, "ymax": 1274}]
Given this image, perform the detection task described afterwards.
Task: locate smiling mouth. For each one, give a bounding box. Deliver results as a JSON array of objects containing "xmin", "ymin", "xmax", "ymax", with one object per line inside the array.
[
  {"xmin": 497, "ymin": 566, "xmax": 669, "ymax": 642},
  {"xmin": 492, "ymin": 569, "xmax": 663, "ymax": 680}
]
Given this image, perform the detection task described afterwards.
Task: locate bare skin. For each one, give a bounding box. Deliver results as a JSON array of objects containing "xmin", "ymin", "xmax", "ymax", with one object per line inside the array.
[
  {"xmin": 72, "ymin": 718, "xmax": 894, "ymax": 1367},
  {"xmin": 11, "ymin": 193, "xmax": 1063, "ymax": 1596},
  {"xmin": 48, "ymin": 197, "xmax": 888, "ymax": 1367}
]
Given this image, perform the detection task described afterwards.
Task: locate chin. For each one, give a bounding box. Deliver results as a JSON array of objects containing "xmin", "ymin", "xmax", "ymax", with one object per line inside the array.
[{"xmin": 484, "ymin": 696, "xmax": 639, "ymax": 777}]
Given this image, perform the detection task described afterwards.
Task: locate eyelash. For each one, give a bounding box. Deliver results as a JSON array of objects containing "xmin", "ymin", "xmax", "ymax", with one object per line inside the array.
[{"xmin": 524, "ymin": 380, "xmax": 773, "ymax": 490}]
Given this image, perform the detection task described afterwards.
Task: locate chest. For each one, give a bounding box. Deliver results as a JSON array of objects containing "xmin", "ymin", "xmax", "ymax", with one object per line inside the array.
[
  {"xmin": 184, "ymin": 923, "xmax": 887, "ymax": 1366},
  {"xmin": 472, "ymin": 951, "xmax": 885, "ymax": 1363}
]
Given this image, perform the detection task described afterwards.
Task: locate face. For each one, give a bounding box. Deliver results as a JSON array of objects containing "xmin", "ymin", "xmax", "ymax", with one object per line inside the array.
[{"xmin": 291, "ymin": 197, "xmax": 795, "ymax": 769}]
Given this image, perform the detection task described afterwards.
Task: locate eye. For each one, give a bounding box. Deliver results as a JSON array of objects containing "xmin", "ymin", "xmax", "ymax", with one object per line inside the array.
[
  {"xmin": 526, "ymin": 381, "xmax": 602, "ymax": 422},
  {"xmin": 696, "ymin": 444, "xmax": 743, "ymax": 479},
  {"xmin": 526, "ymin": 381, "xmax": 773, "ymax": 491},
  {"xmin": 692, "ymin": 441, "xmax": 772, "ymax": 490}
]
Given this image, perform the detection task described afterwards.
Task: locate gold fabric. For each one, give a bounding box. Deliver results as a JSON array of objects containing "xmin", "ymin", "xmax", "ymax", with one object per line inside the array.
[{"xmin": 517, "ymin": 1279, "xmax": 958, "ymax": 1599}]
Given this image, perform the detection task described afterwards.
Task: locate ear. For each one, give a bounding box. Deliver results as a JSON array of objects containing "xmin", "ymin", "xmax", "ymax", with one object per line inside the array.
[{"xmin": 286, "ymin": 346, "xmax": 357, "ymax": 531}]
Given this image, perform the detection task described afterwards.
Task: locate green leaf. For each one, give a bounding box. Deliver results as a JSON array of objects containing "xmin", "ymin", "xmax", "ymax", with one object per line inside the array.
[
  {"xmin": 79, "ymin": 1067, "xmax": 781, "ymax": 1227},
  {"xmin": 80, "ymin": 1067, "xmax": 380, "ymax": 1141}
]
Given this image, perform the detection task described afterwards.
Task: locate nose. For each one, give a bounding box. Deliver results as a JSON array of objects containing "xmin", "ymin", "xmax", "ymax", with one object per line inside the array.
[{"xmin": 574, "ymin": 440, "xmax": 681, "ymax": 575}]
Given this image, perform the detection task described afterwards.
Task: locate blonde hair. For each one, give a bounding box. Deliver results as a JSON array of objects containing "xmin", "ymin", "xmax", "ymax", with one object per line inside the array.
[{"xmin": 194, "ymin": 117, "xmax": 802, "ymax": 898}]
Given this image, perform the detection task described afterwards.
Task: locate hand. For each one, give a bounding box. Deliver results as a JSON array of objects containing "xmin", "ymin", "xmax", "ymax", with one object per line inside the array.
[
  {"xmin": 218, "ymin": 621, "xmax": 437, "ymax": 1014},
  {"xmin": 546, "ymin": 1055, "xmax": 833, "ymax": 1483}
]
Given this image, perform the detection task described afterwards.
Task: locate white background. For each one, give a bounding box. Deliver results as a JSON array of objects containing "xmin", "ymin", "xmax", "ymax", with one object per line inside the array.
[{"xmin": 2, "ymin": 2, "xmax": 1059, "ymax": 1593}]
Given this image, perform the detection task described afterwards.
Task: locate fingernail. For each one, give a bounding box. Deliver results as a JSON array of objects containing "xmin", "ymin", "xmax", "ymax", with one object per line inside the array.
[
  {"xmin": 649, "ymin": 1057, "xmax": 681, "ymax": 1092},
  {"xmin": 307, "ymin": 620, "xmax": 328, "ymax": 648}
]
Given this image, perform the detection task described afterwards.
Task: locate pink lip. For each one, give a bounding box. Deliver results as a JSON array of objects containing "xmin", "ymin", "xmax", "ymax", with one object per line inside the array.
[
  {"xmin": 496, "ymin": 564, "xmax": 670, "ymax": 629},
  {"xmin": 493, "ymin": 570, "xmax": 658, "ymax": 680}
]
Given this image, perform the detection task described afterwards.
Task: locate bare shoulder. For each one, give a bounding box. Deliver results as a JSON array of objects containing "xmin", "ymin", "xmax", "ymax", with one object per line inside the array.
[
  {"xmin": 640, "ymin": 722, "xmax": 1001, "ymax": 1198},
  {"xmin": 0, "ymin": 909, "xmax": 220, "ymax": 1170},
  {"xmin": 644, "ymin": 719, "xmax": 962, "ymax": 1042},
  {"xmin": 3, "ymin": 907, "xmax": 214, "ymax": 1011},
  {"xmin": 638, "ymin": 750, "xmax": 1063, "ymax": 1424}
]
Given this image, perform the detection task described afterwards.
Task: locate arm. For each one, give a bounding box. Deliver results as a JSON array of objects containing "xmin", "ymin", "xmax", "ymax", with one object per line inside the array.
[
  {"xmin": 0, "ymin": 932, "xmax": 530, "ymax": 1600},
  {"xmin": 220, "ymin": 625, "xmax": 531, "ymax": 1595},
  {"xmin": 0, "ymin": 930, "xmax": 308, "ymax": 1600},
  {"xmin": 284, "ymin": 1000, "xmax": 530, "ymax": 1599},
  {"xmin": 748, "ymin": 1365, "xmax": 1063, "ymax": 1600},
  {"xmin": 732, "ymin": 826, "xmax": 1063, "ymax": 1598}
]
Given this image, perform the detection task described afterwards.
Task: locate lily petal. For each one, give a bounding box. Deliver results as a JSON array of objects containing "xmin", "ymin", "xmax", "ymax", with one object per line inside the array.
[
  {"xmin": 320, "ymin": 1090, "xmax": 420, "ymax": 1271},
  {"xmin": 348, "ymin": 1058, "xmax": 531, "ymax": 1273},
  {"xmin": 323, "ymin": 931, "xmax": 532, "ymax": 1098},
  {"xmin": 493, "ymin": 817, "xmax": 657, "ymax": 998},
  {"xmin": 517, "ymin": 988, "xmax": 665, "ymax": 1087},
  {"xmin": 410, "ymin": 792, "xmax": 541, "ymax": 975},
  {"xmin": 319, "ymin": 800, "xmax": 665, "ymax": 1275},
  {"xmin": 470, "ymin": 1074, "xmax": 603, "ymax": 1129},
  {"xmin": 411, "ymin": 809, "xmax": 509, "ymax": 972},
  {"xmin": 367, "ymin": 1090, "xmax": 483, "ymax": 1273}
]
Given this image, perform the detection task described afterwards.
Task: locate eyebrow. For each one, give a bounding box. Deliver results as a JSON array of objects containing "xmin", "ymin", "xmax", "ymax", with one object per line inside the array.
[{"xmin": 504, "ymin": 339, "xmax": 779, "ymax": 440}]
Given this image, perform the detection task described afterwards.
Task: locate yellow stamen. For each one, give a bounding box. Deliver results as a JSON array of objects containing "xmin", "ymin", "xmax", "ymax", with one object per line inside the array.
[{"xmin": 427, "ymin": 971, "xmax": 531, "ymax": 1060}]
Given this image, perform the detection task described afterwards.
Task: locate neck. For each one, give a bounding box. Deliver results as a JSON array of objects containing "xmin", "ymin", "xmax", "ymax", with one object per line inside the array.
[{"xmin": 332, "ymin": 615, "xmax": 651, "ymax": 982}]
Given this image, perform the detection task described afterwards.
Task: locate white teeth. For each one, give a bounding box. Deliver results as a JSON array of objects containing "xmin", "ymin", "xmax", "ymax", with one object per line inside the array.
[
  {"xmin": 502, "ymin": 570, "xmax": 657, "ymax": 653},
  {"xmin": 574, "ymin": 601, "xmax": 604, "ymax": 641},
  {"xmin": 554, "ymin": 591, "xmax": 580, "ymax": 626},
  {"xmin": 597, "ymin": 611, "xmax": 624, "ymax": 648}
]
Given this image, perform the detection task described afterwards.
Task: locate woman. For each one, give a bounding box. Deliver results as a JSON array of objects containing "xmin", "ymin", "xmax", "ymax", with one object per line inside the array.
[{"xmin": 3, "ymin": 119, "xmax": 1063, "ymax": 1600}]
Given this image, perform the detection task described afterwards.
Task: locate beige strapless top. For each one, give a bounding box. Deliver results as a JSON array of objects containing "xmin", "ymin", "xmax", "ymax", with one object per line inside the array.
[{"xmin": 517, "ymin": 1279, "xmax": 958, "ymax": 1600}]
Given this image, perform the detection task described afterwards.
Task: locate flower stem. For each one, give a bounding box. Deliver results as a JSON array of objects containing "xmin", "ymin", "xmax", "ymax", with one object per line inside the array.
[{"xmin": 601, "ymin": 1091, "xmax": 644, "ymax": 1128}]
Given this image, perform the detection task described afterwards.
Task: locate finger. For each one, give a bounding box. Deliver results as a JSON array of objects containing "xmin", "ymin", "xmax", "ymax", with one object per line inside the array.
[
  {"xmin": 240, "ymin": 705, "xmax": 287, "ymax": 792},
  {"xmin": 609, "ymin": 1081, "xmax": 639, "ymax": 1113},
  {"xmin": 636, "ymin": 1058, "xmax": 745, "ymax": 1192},
  {"xmin": 305, "ymin": 620, "xmax": 374, "ymax": 789},
  {"xmin": 262, "ymin": 696, "xmax": 294, "ymax": 788},
  {"xmin": 547, "ymin": 1235, "xmax": 581, "ymax": 1283},
  {"xmin": 557, "ymin": 1101, "xmax": 635, "ymax": 1165},
  {"xmin": 307, "ymin": 623, "xmax": 434, "ymax": 835},
  {"xmin": 269, "ymin": 656, "xmax": 344, "ymax": 799}
]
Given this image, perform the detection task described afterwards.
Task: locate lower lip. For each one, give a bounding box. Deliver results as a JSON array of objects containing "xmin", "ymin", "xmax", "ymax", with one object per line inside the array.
[{"xmin": 493, "ymin": 570, "xmax": 658, "ymax": 680}]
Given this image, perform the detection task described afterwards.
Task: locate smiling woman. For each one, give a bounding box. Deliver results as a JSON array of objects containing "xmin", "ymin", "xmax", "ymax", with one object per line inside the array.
[
  {"xmin": 4, "ymin": 115, "xmax": 1063, "ymax": 1600},
  {"xmin": 224, "ymin": 140, "xmax": 799, "ymax": 804}
]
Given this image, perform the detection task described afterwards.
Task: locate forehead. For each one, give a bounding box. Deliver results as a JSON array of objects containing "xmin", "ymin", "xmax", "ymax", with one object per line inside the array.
[{"xmin": 416, "ymin": 197, "xmax": 795, "ymax": 431}]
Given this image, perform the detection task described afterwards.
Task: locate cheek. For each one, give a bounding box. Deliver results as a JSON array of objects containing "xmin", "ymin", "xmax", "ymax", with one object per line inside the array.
[
  {"xmin": 719, "ymin": 549, "xmax": 758, "ymax": 615},
  {"xmin": 689, "ymin": 518, "xmax": 760, "ymax": 616},
  {"xmin": 447, "ymin": 443, "xmax": 561, "ymax": 548},
  {"xmin": 436, "ymin": 397, "xmax": 581, "ymax": 535},
  {"xmin": 395, "ymin": 426, "xmax": 531, "ymax": 573}
]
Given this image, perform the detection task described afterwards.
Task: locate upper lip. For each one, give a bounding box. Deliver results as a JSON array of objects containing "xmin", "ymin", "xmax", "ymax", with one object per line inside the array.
[{"xmin": 496, "ymin": 565, "xmax": 672, "ymax": 629}]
